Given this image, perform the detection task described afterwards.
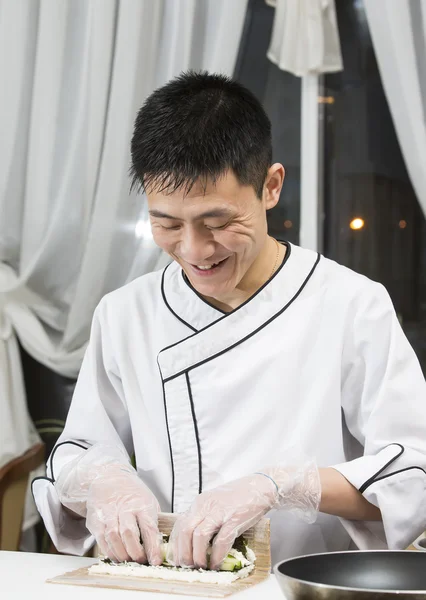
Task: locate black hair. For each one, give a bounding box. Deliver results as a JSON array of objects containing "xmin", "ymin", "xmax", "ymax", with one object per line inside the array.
[{"xmin": 130, "ymin": 70, "xmax": 272, "ymax": 198}]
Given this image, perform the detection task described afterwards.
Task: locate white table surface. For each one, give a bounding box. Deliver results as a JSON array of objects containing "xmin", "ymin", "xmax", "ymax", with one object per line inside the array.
[{"xmin": 0, "ymin": 551, "xmax": 284, "ymax": 599}]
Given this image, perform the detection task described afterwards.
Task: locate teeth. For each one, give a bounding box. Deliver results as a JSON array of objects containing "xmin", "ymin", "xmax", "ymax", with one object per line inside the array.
[{"xmin": 196, "ymin": 262, "xmax": 219, "ymax": 270}]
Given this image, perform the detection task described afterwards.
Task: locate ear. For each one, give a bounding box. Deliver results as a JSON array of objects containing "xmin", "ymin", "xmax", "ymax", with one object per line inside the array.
[{"xmin": 263, "ymin": 163, "xmax": 285, "ymax": 210}]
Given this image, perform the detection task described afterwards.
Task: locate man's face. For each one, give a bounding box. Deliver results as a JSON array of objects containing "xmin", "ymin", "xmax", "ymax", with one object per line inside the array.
[{"xmin": 147, "ymin": 169, "xmax": 281, "ymax": 300}]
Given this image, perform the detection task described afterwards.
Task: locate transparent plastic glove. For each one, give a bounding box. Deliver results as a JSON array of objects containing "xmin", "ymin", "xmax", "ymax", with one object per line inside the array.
[
  {"xmin": 85, "ymin": 465, "xmax": 163, "ymax": 564},
  {"xmin": 55, "ymin": 444, "xmax": 162, "ymax": 565},
  {"xmin": 167, "ymin": 460, "xmax": 320, "ymax": 570}
]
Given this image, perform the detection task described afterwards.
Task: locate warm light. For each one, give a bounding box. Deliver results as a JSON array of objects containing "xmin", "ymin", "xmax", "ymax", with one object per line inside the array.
[
  {"xmin": 318, "ymin": 96, "xmax": 335, "ymax": 104},
  {"xmin": 284, "ymin": 220, "xmax": 293, "ymax": 229},
  {"xmin": 350, "ymin": 218, "xmax": 365, "ymax": 230},
  {"xmin": 399, "ymin": 220, "xmax": 407, "ymax": 229}
]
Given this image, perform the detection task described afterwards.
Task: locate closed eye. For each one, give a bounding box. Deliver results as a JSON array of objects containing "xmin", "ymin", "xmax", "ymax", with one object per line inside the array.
[
  {"xmin": 161, "ymin": 224, "xmax": 181, "ymax": 231},
  {"xmin": 206, "ymin": 223, "xmax": 229, "ymax": 231}
]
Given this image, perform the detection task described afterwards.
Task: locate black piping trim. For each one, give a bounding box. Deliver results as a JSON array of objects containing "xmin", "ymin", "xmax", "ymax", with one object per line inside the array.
[
  {"xmin": 32, "ymin": 475, "xmax": 54, "ymax": 486},
  {"xmin": 157, "ymin": 242, "xmax": 306, "ymax": 513},
  {"xmin": 365, "ymin": 466, "xmax": 426, "ymax": 490},
  {"xmin": 359, "ymin": 443, "xmax": 404, "ymax": 494},
  {"xmin": 157, "ymin": 355, "xmax": 175, "ymax": 512},
  {"xmin": 161, "ymin": 264, "xmax": 198, "ymax": 333},
  {"xmin": 182, "ymin": 270, "xmax": 227, "ymax": 315},
  {"xmin": 163, "ymin": 250, "xmax": 320, "ymax": 383},
  {"xmin": 159, "ymin": 242, "xmax": 293, "ymax": 356},
  {"xmin": 181, "ymin": 240, "xmax": 290, "ymax": 316},
  {"xmin": 185, "ymin": 371, "xmax": 202, "ymax": 494},
  {"xmin": 49, "ymin": 441, "xmax": 89, "ymax": 482},
  {"xmin": 31, "ymin": 475, "xmax": 54, "ymax": 503}
]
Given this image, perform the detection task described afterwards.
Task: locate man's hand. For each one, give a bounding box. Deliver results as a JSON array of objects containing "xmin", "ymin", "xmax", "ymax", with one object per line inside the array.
[
  {"xmin": 167, "ymin": 462, "xmax": 321, "ymax": 570},
  {"xmin": 55, "ymin": 444, "xmax": 163, "ymax": 565},
  {"xmin": 167, "ymin": 474, "xmax": 279, "ymax": 570},
  {"xmin": 85, "ymin": 465, "xmax": 163, "ymax": 564}
]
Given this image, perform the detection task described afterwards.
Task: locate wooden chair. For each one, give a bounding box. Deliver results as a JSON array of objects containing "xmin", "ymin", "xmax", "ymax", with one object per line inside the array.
[{"xmin": 0, "ymin": 443, "xmax": 45, "ymax": 551}]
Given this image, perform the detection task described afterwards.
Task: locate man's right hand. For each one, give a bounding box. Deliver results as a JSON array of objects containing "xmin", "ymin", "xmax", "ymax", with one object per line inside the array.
[{"xmin": 85, "ymin": 465, "xmax": 163, "ymax": 564}]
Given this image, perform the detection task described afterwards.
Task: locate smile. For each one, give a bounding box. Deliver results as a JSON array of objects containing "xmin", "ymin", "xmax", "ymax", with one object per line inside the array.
[
  {"xmin": 189, "ymin": 257, "xmax": 229, "ymax": 276},
  {"xmin": 196, "ymin": 262, "xmax": 220, "ymax": 270}
]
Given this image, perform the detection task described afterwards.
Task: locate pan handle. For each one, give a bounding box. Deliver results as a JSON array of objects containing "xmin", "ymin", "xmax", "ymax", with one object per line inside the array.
[{"xmin": 411, "ymin": 532, "xmax": 426, "ymax": 551}]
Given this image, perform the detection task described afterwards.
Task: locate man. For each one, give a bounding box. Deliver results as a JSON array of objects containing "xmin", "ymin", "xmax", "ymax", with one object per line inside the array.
[{"xmin": 33, "ymin": 72, "xmax": 426, "ymax": 569}]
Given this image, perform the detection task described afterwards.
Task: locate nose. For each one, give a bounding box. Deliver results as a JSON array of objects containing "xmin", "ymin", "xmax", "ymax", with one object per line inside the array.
[{"xmin": 179, "ymin": 226, "xmax": 215, "ymax": 264}]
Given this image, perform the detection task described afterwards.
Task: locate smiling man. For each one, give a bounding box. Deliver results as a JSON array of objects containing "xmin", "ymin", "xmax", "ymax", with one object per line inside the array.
[
  {"xmin": 147, "ymin": 173, "xmax": 286, "ymax": 312},
  {"xmin": 33, "ymin": 72, "xmax": 426, "ymax": 569}
]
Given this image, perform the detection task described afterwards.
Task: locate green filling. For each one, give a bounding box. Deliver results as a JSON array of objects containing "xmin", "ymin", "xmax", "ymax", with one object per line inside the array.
[
  {"xmin": 219, "ymin": 555, "xmax": 242, "ymax": 572},
  {"xmin": 102, "ymin": 535, "xmax": 251, "ymax": 572}
]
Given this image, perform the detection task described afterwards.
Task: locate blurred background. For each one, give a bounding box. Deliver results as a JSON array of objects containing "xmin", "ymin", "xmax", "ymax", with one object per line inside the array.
[{"xmin": 0, "ymin": 0, "xmax": 425, "ymax": 553}]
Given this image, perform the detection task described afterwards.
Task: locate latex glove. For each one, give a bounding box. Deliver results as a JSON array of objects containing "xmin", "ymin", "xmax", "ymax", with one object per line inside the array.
[
  {"xmin": 55, "ymin": 444, "xmax": 162, "ymax": 564},
  {"xmin": 167, "ymin": 462, "xmax": 320, "ymax": 570}
]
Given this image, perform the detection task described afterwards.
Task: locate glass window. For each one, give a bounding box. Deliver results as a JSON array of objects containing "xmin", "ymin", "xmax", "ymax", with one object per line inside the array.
[
  {"xmin": 322, "ymin": 0, "xmax": 426, "ymax": 372},
  {"xmin": 234, "ymin": 0, "xmax": 301, "ymax": 244}
]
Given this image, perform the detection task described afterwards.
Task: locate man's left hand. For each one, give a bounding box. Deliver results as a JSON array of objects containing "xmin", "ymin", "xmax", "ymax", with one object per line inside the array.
[{"xmin": 166, "ymin": 474, "xmax": 278, "ymax": 570}]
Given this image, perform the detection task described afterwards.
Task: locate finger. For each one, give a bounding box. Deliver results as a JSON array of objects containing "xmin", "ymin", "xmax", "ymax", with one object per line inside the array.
[
  {"xmin": 119, "ymin": 513, "xmax": 147, "ymax": 563},
  {"xmin": 97, "ymin": 531, "xmax": 120, "ymax": 563},
  {"xmin": 106, "ymin": 529, "xmax": 131, "ymax": 563},
  {"xmin": 137, "ymin": 514, "xmax": 163, "ymax": 566},
  {"xmin": 86, "ymin": 519, "xmax": 120, "ymax": 563},
  {"xmin": 104, "ymin": 516, "xmax": 131, "ymax": 563},
  {"xmin": 193, "ymin": 518, "xmax": 221, "ymax": 569},
  {"xmin": 210, "ymin": 523, "xmax": 238, "ymax": 570},
  {"xmin": 168, "ymin": 515, "xmax": 204, "ymax": 568}
]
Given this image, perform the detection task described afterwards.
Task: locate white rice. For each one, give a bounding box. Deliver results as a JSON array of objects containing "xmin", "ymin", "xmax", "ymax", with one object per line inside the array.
[{"xmin": 89, "ymin": 561, "xmax": 255, "ymax": 584}]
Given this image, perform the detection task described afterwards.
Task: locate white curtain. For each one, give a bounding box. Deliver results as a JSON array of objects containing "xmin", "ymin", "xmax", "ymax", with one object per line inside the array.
[
  {"xmin": 267, "ymin": 0, "xmax": 342, "ymax": 77},
  {"xmin": 364, "ymin": 0, "xmax": 426, "ymax": 219},
  {"xmin": 0, "ymin": 0, "xmax": 248, "ymax": 527}
]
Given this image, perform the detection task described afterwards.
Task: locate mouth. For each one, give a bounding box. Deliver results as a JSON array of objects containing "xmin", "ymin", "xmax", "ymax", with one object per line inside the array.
[{"xmin": 189, "ymin": 257, "xmax": 229, "ymax": 276}]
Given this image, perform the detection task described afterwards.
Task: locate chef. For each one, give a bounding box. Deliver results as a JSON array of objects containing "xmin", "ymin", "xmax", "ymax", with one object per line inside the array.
[{"xmin": 33, "ymin": 71, "xmax": 426, "ymax": 570}]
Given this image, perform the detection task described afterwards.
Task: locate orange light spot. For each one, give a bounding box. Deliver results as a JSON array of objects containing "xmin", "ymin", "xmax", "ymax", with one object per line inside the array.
[
  {"xmin": 399, "ymin": 220, "xmax": 407, "ymax": 229},
  {"xmin": 350, "ymin": 218, "xmax": 365, "ymax": 230},
  {"xmin": 318, "ymin": 96, "xmax": 335, "ymax": 104},
  {"xmin": 284, "ymin": 220, "xmax": 293, "ymax": 229}
]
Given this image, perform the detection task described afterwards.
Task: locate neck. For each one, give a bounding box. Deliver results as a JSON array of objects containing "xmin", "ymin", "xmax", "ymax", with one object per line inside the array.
[{"xmin": 204, "ymin": 236, "xmax": 285, "ymax": 312}]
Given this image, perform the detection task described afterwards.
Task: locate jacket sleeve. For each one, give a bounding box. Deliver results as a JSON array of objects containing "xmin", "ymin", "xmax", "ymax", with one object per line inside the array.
[
  {"xmin": 332, "ymin": 282, "xmax": 426, "ymax": 549},
  {"xmin": 32, "ymin": 297, "xmax": 133, "ymax": 555}
]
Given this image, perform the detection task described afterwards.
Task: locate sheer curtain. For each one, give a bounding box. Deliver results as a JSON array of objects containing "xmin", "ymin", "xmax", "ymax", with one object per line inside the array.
[
  {"xmin": 266, "ymin": 0, "xmax": 342, "ymax": 77},
  {"xmin": 0, "ymin": 0, "xmax": 248, "ymax": 526},
  {"xmin": 364, "ymin": 0, "xmax": 426, "ymax": 219}
]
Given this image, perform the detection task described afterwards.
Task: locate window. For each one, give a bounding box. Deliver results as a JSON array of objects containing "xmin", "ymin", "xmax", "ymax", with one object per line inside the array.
[
  {"xmin": 234, "ymin": 0, "xmax": 301, "ymax": 244},
  {"xmin": 322, "ymin": 0, "xmax": 426, "ymax": 371},
  {"xmin": 234, "ymin": 0, "xmax": 425, "ymax": 371}
]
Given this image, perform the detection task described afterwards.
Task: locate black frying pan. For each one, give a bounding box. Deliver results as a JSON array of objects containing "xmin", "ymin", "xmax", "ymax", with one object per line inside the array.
[{"xmin": 274, "ymin": 551, "xmax": 426, "ymax": 599}]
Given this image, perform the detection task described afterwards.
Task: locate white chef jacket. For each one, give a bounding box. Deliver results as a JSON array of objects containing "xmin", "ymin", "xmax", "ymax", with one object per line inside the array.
[{"xmin": 32, "ymin": 243, "xmax": 426, "ymax": 564}]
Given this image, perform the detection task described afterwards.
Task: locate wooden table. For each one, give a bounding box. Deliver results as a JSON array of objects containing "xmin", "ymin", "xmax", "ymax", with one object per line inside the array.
[{"xmin": 0, "ymin": 551, "xmax": 285, "ymax": 599}]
